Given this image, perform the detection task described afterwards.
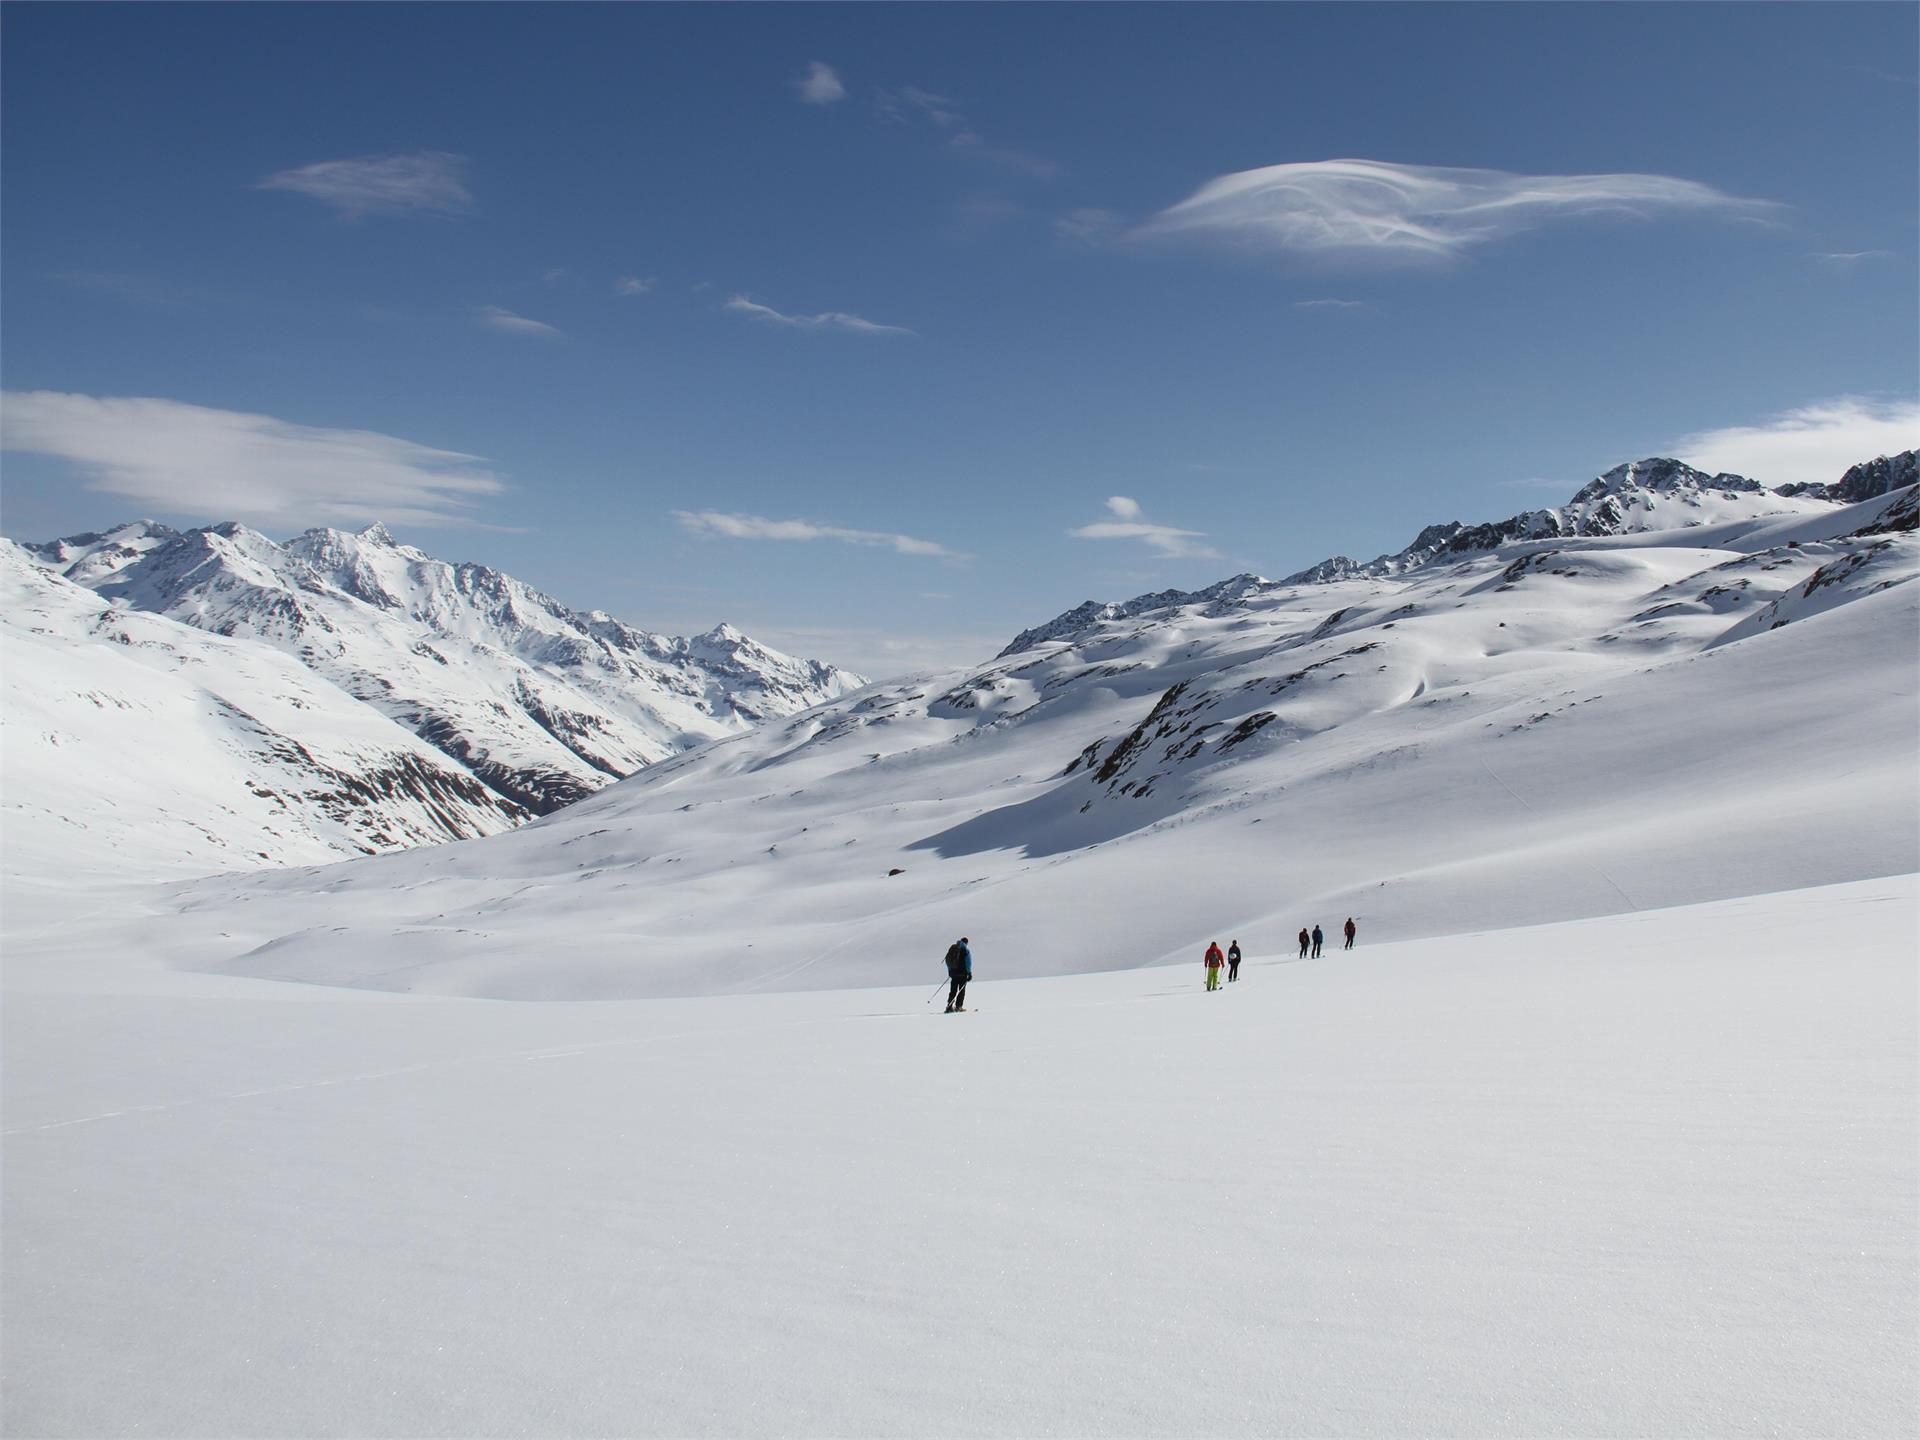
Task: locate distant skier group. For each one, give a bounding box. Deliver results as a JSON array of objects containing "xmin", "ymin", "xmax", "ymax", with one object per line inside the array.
[
  {"xmin": 1203, "ymin": 916, "xmax": 1356, "ymax": 990},
  {"xmin": 1202, "ymin": 940, "xmax": 1242, "ymax": 990},
  {"xmin": 938, "ymin": 915, "xmax": 1357, "ymax": 1012}
]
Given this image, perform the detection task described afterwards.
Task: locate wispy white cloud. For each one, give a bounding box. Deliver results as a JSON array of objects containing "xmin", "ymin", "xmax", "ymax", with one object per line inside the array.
[
  {"xmin": 877, "ymin": 85, "xmax": 965, "ymax": 129},
  {"xmin": 674, "ymin": 509, "xmax": 961, "ymax": 559},
  {"xmin": 796, "ymin": 61, "xmax": 847, "ymax": 106},
  {"xmin": 478, "ymin": 305, "xmax": 561, "ymax": 337},
  {"xmin": 0, "ymin": 391, "xmax": 504, "ymax": 529},
  {"xmin": 1134, "ymin": 158, "xmax": 1771, "ymax": 260},
  {"xmin": 614, "ymin": 275, "xmax": 656, "ymax": 295},
  {"xmin": 723, "ymin": 294, "xmax": 914, "ymax": 336},
  {"xmin": 949, "ymin": 132, "xmax": 1061, "ymax": 178},
  {"xmin": 257, "ymin": 151, "xmax": 471, "ymax": 219},
  {"xmin": 1293, "ymin": 298, "xmax": 1371, "ymax": 311},
  {"xmin": 1675, "ymin": 397, "xmax": 1919, "ymax": 488},
  {"xmin": 876, "ymin": 86, "xmax": 1059, "ymax": 179},
  {"xmin": 1055, "ymin": 208, "xmax": 1122, "ymax": 246},
  {"xmin": 1811, "ymin": 250, "xmax": 1892, "ymax": 265},
  {"xmin": 1068, "ymin": 495, "xmax": 1217, "ymax": 558}
]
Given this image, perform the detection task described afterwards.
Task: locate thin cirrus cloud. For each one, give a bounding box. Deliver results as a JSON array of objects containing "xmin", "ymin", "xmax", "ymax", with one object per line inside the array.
[
  {"xmin": 614, "ymin": 276, "xmax": 656, "ymax": 296},
  {"xmin": 876, "ymin": 85, "xmax": 1059, "ymax": 178},
  {"xmin": 1069, "ymin": 495, "xmax": 1218, "ymax": 559},
  {"xmin": 1674, "ymin": 397, "xmax": 1919, "ymax": 488},
  {"xmin": 876, "ymin": 85, "xmax": 965, "ymax": 129},
  {"xmin": 1055, "ymin": 208, "xmax": 1123, "ymax": 245},
  {"xmin": 0, "ymin": 391, "xmax": 504, "ymax": 529},
  {"xmin": 478, "ymin": 305, "xmax": 561, "ymax": 337},
  {"xmin": 257, "ymin": 151, "xmax": 472, "ymax": 219},
  {"xmin": 1131, "ymin": 158, "xmax": 1773, "ymax": 260},
  {"xmin": 723, "ymin": 295, "xmax": 913, "ymax": 336},
  {"xmin": 673, "ymin": 510, "xmax": 962, "ymax": 560},
  {"xmin": 795, "ymin": 61, "xmax": 846, "ymax": 106}
]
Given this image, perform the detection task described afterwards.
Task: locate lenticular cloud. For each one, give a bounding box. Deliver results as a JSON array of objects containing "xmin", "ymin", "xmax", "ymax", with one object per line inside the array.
[{"xmin": 1135, "ymin": 158, "xmax": 1769, "ymax": 259}]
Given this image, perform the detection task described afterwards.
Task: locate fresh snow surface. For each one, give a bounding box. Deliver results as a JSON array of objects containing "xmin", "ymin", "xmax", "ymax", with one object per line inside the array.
[
  {"xmin": 150, "ymin": 483, "xmax": 1920, "ymax": 1000},
  {"xmin": 4, "ymin": 879, "xmax": 1913, "ymax": 1437}
]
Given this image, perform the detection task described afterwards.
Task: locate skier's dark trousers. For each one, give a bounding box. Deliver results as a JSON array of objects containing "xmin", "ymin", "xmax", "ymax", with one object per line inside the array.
[
  {"xmin": 944, "ymin": 937, "xmax": 973, "ymax": 1012},
  {"xmin": 1227, "ymin": 941, "xmax": 1242, "ymax": 982},
  {"xmin": 1311, "ymin": 925, "xmax": 1324, "ymax": 958}
]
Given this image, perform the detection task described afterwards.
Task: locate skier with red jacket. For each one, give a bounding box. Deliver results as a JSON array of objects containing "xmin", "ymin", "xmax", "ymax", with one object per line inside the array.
[{"xmin": 1204, "ymin": 940, "xmax": 1226, "ymax": 991}]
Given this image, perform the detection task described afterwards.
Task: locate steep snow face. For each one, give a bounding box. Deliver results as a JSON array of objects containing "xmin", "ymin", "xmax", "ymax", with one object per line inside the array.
[
  {"xmin": 153, "ymin": 482, "xmax": 1918, "ymax": 999},
  {"xmin": 0, "ymin": 543, "xmax": 527, "ymax": 881},
  {"xmin": 1275, "ymin": 455, "xmax": 1846, "ymax": 591},
  {"xmin": 23, "ymin": 521, "xmax": 866, "ymax": 814}
]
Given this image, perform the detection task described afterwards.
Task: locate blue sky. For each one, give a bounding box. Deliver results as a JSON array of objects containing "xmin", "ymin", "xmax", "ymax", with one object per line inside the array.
[{"xmin": 3, "ymin": 3, "xmax": 1915, "ymax": 676}]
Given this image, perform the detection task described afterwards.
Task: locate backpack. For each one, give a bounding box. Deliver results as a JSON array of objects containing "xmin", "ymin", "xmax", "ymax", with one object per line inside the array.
[{"xmin": 944, "ymin": 942, "xmax": 966, "ymax": 976}]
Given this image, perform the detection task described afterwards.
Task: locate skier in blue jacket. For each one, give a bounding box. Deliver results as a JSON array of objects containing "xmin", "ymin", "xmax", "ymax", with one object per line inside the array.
[{"xmin": 944, "ymin": 937, "xmax": 972, "ymax": 1013}]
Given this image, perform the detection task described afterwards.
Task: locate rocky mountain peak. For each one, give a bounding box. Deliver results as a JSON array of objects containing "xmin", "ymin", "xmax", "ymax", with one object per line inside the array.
[{"xmin": 1005, "ymin": 451, "xmax": 1899, "ymax": 657}]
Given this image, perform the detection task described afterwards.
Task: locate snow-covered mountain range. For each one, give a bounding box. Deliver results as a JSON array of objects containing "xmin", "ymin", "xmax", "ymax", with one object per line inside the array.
[
  {"xmin": 0, "ymin": 540, "xmax": 528, "ymax": 875},
  {"xmin": 1003, "ymin": 458, "xmax": 1840, "ymax": 652},
  {"xmin": 3, "ymin": 521, "xmax": 862, "ymax": 873},
  {"xmin": 125, "ymin": 451, "xmax": 1915, "ymax": 999}
]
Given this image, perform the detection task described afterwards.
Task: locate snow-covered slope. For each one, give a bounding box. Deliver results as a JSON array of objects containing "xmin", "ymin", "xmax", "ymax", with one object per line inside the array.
[
  {"xmin": 6, "ymin": 878, "xmax": 1912, "ymax": 1436},
  {"xmin": 0, "ymin": 542, "xmax": 525, "ymax": 880},
  {"xmin": 21, "ymin": 521, "xmax": 865, "ymax": 813},
  {"xmin": 144, "ymin": 470, "xmax": 1917, "ymax": 999}
]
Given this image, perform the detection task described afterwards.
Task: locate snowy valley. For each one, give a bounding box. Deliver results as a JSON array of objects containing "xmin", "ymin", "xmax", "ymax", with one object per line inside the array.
[
  {"xmin": 4, "ymin": 452, "xmax": 1915, "ymax": 1438},
  {"xmin": 91, "ymin": 454, "xmax": 1915, "ymax": 1000}
]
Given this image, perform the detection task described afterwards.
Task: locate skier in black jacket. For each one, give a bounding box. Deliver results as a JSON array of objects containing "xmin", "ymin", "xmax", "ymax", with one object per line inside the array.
[
  {"xmin": 1311, "ymin": 924, "xmax": 1324, "ymax": 958},
  {"xmin": 944, "ymin": 937, "xmax": 972, "ymax": 1013},
  {"xmin": 1227, "ymin": 940, "xmax": 1242, "ymax": 982}
]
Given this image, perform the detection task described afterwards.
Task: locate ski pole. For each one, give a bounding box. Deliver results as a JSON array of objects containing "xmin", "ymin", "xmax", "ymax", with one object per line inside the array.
[{"xmin": 928, "ymin": 979, "xmax": 948, "ymax": 1005}]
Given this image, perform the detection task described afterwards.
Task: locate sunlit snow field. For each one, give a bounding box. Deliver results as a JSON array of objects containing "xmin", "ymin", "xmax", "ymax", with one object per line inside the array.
[{"xmin": 4, "ymin": 878, "xmax": 1914, "ymax": 1437}]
